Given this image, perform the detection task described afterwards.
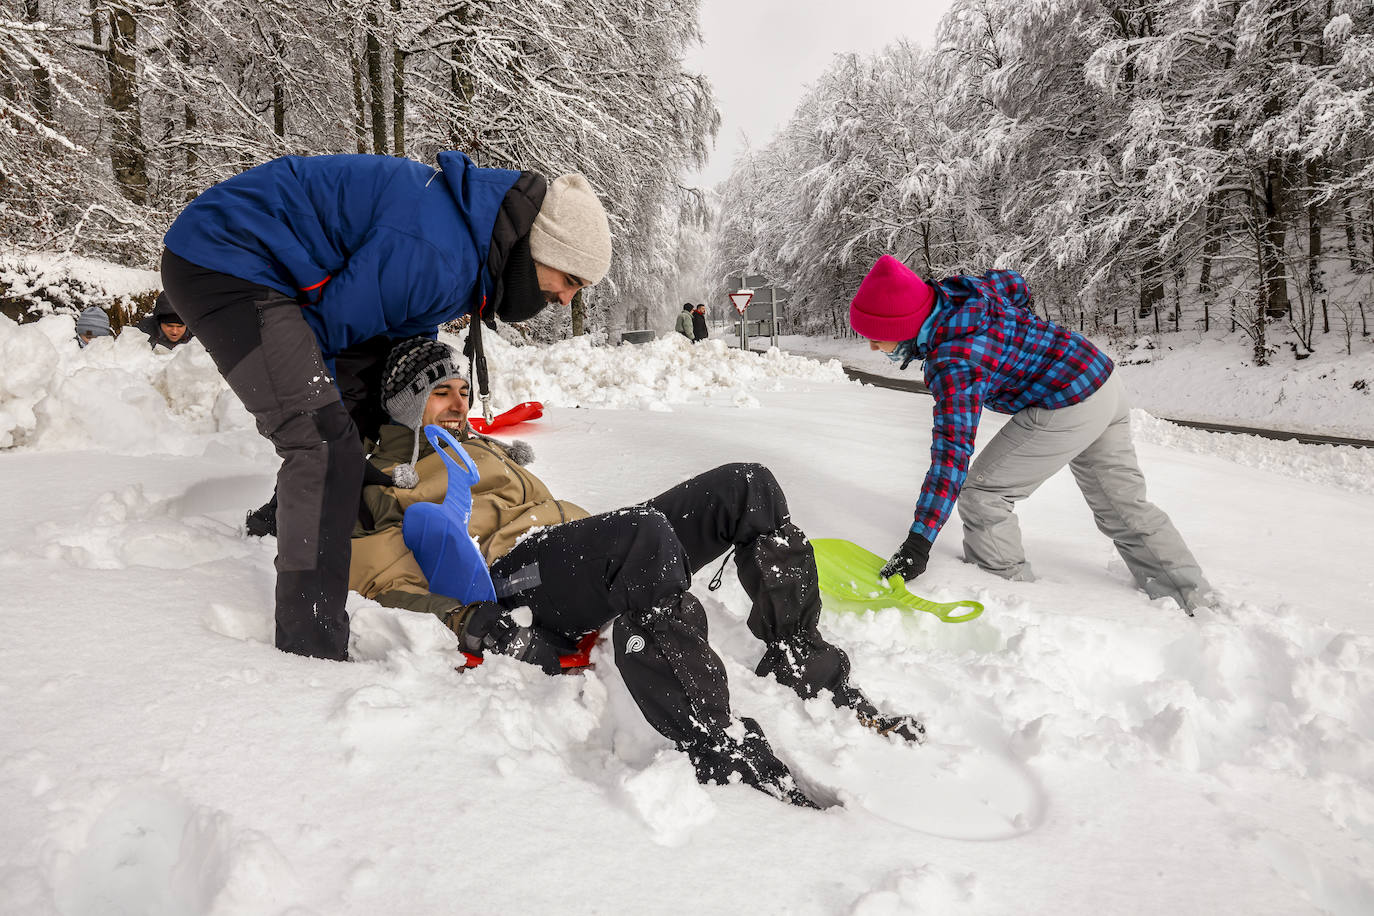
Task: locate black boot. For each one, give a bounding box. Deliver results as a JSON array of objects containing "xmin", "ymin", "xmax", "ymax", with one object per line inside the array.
[
  {"xmin": 758, "ymin": 633, "xmax": 926, "ymax": 744},
  {"xmin": 680, "ymin": 717, "xmax": 820, "ymax": 808},
  {"xmin": 831, "ymin": 681, "xmax": 927, "ymax": 744},
  {"xmin": 244, "ymin": 492, "xmax": 278, "ymax": 538}
]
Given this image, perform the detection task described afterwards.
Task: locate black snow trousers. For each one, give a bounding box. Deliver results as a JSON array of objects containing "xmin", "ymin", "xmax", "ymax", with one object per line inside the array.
[
  {"xmin": 487, "ymin": 462, "xmax": 852, "ymax": 745},
  {"xmin": 161, "ymin": 250, "xmax": 363, "ymax": 661}
]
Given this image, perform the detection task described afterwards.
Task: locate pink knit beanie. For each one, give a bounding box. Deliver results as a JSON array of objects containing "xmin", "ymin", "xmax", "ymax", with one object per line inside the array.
[{"xmin": 848, "ymin": 255, "xmax": 935, "ymax": 341}]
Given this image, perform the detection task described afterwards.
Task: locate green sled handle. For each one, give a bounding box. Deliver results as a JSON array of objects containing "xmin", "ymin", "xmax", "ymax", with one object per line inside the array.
[{"xmin": 811, "ymin": 538, "xmax": 984, "ymax": 623}]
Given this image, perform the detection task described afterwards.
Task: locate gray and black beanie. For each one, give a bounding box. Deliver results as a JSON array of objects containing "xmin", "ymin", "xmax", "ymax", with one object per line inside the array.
[{"xmin": 380, "ymin": 337, "xmax": 465, "ymax": 488}]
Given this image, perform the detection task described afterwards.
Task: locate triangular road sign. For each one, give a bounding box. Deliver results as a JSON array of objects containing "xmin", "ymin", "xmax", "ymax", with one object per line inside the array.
[{"xmin": 729, "ymin": 290, "xmax": 753, "ymax": 314}]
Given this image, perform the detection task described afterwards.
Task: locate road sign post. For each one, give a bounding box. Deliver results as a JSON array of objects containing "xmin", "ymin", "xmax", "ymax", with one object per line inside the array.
[
  {"xmin": 729, "ymin": 289, "xmax": 754, "ymax": 351},
  {"xmin": 770, "ymin": 285, "xmax": 778, "ymax": 348}
]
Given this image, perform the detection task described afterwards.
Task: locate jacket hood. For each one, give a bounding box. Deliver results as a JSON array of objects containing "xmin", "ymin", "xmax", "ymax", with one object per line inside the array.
[
  {"xmin": 435, "ymin": 152, "xmax": 525, "ymax": 311},
  {"xmin": 371, "ymin": 422, "xmax": 534, "ymax": 469},
  {"xmin": 913, "ymin": 277, "xmax": 993, "ymax": 359},
  {"xmin": 153, "ymin": 291, "xmax": 180, "ymax": 321}
]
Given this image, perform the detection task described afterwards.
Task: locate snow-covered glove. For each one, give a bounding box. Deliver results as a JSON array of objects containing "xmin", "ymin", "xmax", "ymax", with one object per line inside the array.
[
  {"xmin": 880, "ymin": 532, "xmax": 932, "ymax": 581},
  {"xmin": 447, "ymin": 602, "xmax": 572, "ymax": 675}
]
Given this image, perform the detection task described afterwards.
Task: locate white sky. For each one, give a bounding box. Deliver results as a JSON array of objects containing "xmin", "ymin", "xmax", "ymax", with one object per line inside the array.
[{"xmin": 685, "ymin": 0, "xmax": 958, "ymax": 187}]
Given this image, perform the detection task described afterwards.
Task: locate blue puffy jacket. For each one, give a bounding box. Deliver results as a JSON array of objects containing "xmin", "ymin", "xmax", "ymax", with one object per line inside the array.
[{"xmin": 163, "ymin": 152, "xmax": 520, "ymax": 356}]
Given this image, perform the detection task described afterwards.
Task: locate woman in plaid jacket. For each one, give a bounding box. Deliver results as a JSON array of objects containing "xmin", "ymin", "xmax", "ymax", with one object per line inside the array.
[{"xmin": 849, "ymin": 255, "xmax": 1211, "ymax": 614}]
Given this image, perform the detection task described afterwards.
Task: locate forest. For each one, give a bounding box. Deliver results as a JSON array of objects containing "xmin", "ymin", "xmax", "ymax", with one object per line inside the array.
[
  {"xmin": 0, "ymin": 0, "xmax": 718, "ymax": 334},
  {"xmin": 5, "ymin": 0, "xmax": 1374, "ymax": 362},
  {"xmin": 709, "ymin": 0, "xmax": 1374, "ymax": 364}
]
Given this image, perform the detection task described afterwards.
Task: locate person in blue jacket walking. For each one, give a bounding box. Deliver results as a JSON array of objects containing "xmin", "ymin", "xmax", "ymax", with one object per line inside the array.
[
  {"xmin": 849, "ymin": 255, "xmax": 1211, "ymax": 614},
  {"xmin": 160, "ymin": 151, "xmax": 612, "ymax": 661}
]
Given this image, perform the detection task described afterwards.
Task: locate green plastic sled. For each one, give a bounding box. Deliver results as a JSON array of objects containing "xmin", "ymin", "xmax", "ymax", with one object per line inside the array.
[{"xmin": 811, "ymin": 538, "xmax": 984, "ymax": 623}]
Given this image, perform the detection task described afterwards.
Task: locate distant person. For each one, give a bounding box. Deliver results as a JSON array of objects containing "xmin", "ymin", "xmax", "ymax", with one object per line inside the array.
[
  {"xmin": 350, "ymin": 338, "xmax": 923, "ymax": 806},
  {"xmin": 692, "ymin": 303, "xmax": 709, "ymax": 342},
  {"xmin": 848, "ymin": 254, "xmax": 1212, "ymax": 613},
  {"xmin": 74, "ymin": 306, "xmax": 114, "ymax": 348},
  {"xmin": 674, "ymin": 302, "xmax": 694, "ymax": 340},
  {"xmin": 160, "ymin": 150, "xmax": 612, "ymax": 662},
  {"xmin": 136, "ymin": 293, "xmax": 195, "ymax": 350}
]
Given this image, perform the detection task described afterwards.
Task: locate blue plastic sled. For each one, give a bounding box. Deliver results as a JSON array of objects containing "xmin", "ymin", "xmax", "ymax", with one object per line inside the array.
[{"xmin": 402, "ymin": 424, "xmax": 497, "ymax": 604}]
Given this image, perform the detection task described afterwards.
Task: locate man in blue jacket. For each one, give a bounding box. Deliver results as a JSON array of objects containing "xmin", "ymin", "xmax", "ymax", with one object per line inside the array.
[
  {"xmin": 849, "ymin": 255, "xmax": 1211, "ymax": 614},
  {"xmin": 160, "ymin": 151, "xmax": 612, "ymax": 661}
]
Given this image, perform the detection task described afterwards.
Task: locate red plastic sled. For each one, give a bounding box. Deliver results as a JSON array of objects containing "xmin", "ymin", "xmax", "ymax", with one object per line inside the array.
[
  {"xmin": 461, "ymin": 630, "xmax": 600, "ymax": 671},
  {"xmin": 468, "ymin": 401, "xmax": 544, "ymax": 434}
]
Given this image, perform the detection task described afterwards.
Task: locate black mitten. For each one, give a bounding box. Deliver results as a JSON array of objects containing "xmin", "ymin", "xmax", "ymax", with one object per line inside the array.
[
  {"xmin": 879, "ymin": 532, "xmax": 932, "ymax": 581},
  {"xmin": 448, "ymin": 602, "xmax": 572, "ymax": 675}
]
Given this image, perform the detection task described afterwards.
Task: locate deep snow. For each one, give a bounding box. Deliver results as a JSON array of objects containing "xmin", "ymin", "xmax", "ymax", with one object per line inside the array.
[{"xmin": 2, "ymin": 311, "xmax": 1373, "ymax": 915}]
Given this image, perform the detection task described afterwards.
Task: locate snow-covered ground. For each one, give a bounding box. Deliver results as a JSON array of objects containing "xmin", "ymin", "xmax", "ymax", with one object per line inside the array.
[
  {"xmin": 744, "ymin": 330, "xmax": 1374, "ymax": 440},
  {"xmin": 3, "ymin": 312, "xmax": 1373, "ymax": 915}
]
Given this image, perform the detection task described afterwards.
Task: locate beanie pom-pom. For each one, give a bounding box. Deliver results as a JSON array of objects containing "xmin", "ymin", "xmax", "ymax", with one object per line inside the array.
[{"xmin": 391, "ymin": 463, "xmax": 420, "ymax": 489}]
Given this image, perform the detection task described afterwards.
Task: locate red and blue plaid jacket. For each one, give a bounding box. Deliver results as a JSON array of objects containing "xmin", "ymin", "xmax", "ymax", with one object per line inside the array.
[{"xmin": 908, "ymin": 270, "xmax": 1113, "ymax": 541}]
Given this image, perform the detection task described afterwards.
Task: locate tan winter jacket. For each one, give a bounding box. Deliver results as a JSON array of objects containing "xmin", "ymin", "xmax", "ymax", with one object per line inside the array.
[{"xmin": 349, "ymin": 423, "xmax": 588, "ymax": 617}]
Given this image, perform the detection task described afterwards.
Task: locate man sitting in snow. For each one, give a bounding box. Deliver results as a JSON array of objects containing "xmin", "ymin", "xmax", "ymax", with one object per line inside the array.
[{"xmin": 349, "ymin": 337, "xmax": 924, "ymax": 807}]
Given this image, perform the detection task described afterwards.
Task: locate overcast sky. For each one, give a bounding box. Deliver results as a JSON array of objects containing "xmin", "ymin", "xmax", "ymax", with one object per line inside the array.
[{"xmin": 685, "ymin": 0, "xmax": 958, "ymax": 187}]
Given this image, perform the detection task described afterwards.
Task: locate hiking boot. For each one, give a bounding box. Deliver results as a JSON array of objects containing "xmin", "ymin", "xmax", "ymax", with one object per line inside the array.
[
  {"xmin": 758, "ymin": 633, "xmax": 925, "ymax": 743},
  {"xmin": 681, "ymin": 717, "xmax": 820, "ymax": 809},
  {"xmin": 832, "ymin": 682, "xmax": 926, "ymax": 744}
]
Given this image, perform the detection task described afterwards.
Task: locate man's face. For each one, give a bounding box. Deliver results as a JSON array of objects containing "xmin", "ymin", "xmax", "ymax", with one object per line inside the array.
[
  {"xmin": 534, "ymin": 262, "xmax": 587, "ymax": 307},
  {"xmin": 421, "ymin": 377, "xmax": 470, "ymax": 431},
  {"xmin": 160, "ymin": 320, "xmax": 187, "ymax": 343},
  {"xmin": 868, "ymin": 340, "xmax": 900, "ymax": 353}
]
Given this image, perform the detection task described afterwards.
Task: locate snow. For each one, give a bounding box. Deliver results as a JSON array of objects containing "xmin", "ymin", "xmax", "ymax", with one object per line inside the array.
[
  {"xmin": 0, "ymin": 251, "xmax": 161, "ymax": 308},
  {"xmin": 752, "ymin": 329, "xmax": 1374, "ymax": 439},
  {"xmin": 2, "ymin": 310, "xmax": 1373, "ymax": 915}
]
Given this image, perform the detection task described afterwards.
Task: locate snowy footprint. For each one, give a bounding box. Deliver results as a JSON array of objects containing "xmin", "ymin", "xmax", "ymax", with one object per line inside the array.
[
  {"xmin": 34, "ymin": 483, "xmax": 261, "ymax": 570},
  {"xmin": 46, "ymin": 782, "xmax": 299, "ymax": 916}
]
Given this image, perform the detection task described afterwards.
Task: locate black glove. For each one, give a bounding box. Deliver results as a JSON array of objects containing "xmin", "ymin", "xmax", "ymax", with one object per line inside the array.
[
  {"xmin": 880, "ymin": 532, "xmax": 932, "ymax": 581},
  {"xmin": 449, "ymin": 602, "xmax": 573, "ymax": 675}
]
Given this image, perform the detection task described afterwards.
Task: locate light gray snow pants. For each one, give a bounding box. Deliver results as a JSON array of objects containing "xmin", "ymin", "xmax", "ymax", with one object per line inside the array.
[{"xmin": 957, "ymin": 373, "xmax": 1211, "ymax": 609}]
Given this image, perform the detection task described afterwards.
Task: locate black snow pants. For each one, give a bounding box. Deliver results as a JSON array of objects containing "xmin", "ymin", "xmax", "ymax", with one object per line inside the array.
[
  {"xmin": 487, "ymin": 463, "xmax": 852, "ymax": 745},
  {"xmin": 161, "ymin": 249, "xmax": 363, "ymax": 661}
]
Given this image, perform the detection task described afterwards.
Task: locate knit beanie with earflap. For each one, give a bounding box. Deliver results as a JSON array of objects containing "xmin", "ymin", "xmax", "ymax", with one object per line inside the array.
[{"xmin": 380, "ymin": 337, "xmax": 465, "ymax": 489}]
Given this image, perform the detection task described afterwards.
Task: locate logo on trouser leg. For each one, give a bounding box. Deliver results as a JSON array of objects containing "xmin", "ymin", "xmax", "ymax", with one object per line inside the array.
[{"xmin": 626, "ymin": 635, "xmax": 646, "ymax": 654}]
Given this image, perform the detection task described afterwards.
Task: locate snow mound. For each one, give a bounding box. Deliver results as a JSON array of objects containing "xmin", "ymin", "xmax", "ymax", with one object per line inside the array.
[
  {"xmin": 0, "ymin": 316, "xmax": 846, "ymax": 455},
  {"xmin": 0, "ymin": 313, "xmax": 251, "ymax": 454},
  {"xmin": 481, "ymin": 331, "xmax": 848, "ymax": 410}
]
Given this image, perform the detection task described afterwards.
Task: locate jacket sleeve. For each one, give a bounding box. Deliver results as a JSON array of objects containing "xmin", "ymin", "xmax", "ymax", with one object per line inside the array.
[
  {"xmin": 302, "ymin": 228, "xmax": 475, "ymax": 356},
  {"xmin": 911, "ymin": 360, "xmax": 986, "ymax": 541}
]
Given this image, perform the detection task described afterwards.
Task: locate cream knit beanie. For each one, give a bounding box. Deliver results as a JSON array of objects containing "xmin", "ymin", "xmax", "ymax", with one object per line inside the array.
[{"xmin": 528, "ymin": 173, "xmax": 612, "ymax": 285}]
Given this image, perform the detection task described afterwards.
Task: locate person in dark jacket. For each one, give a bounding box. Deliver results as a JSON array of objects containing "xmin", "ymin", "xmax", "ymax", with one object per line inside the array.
[
  {"xmin": 160, "ymin": 152, "xmax": 612, "ymax": 662},
  {"xmin": 849, "ymin": 255, "xmax": 1211, "ymax": 612},
  {"xmin": 691, "ymin": 303, "xmax": 709, "ymax": 341},
  {"xmin": 136, "ymin": 292, "xmax": 195, "ymax": 350},
  {"xmin": 349, "ymin": 338, "xmax": 924, "ymax": 806}
]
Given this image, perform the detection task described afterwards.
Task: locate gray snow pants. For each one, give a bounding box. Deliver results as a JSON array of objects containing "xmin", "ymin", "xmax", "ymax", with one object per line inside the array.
[
  {"xmin": 957, "ymin": 373, "xmax": 1211, "ymax": 609},
  {"xmin": 161, "ymin": 250, "xmax": 363, "ymax": 660}
]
